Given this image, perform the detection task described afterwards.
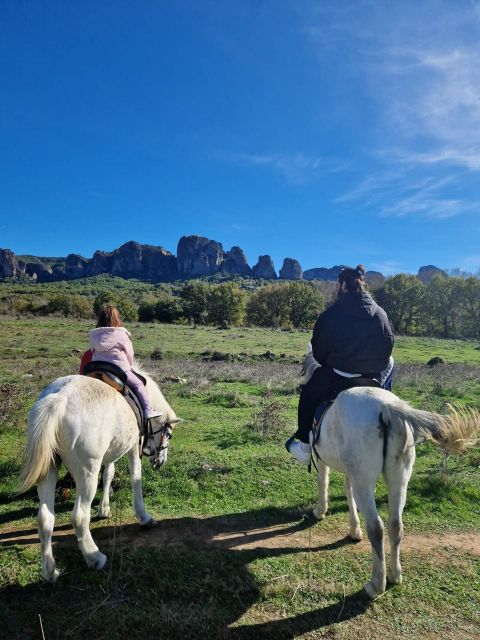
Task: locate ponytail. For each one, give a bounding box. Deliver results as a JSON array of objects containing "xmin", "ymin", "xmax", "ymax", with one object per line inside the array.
[{"xmin": 338, "ymin": 264, "xmax": 366, "ymax": 293}]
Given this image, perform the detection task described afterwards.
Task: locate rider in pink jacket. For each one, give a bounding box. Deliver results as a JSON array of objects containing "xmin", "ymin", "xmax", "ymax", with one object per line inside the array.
[{"xmin": 89, "ymin": 305, "xmax": 161, "ymax": 419}]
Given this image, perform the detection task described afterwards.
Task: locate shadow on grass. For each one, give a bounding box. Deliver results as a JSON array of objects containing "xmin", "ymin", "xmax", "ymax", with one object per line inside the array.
[{"xmin": 1, "ymin": 506, "xmax": 372, "ymax": 640}]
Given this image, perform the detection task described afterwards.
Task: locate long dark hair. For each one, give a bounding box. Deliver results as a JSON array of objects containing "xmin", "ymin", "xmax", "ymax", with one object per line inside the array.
[
  {"xmin": 96, "ymin": 304, "xmax": 122, "ymax": 328},
  {"xmin": 338, "ymin": 264, "xmax": 366, "ymax": 294}
]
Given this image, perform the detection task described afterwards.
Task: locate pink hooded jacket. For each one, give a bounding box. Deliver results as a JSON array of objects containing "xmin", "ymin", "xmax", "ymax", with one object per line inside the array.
[{"xmin": 89, "ymin": 327, "xmax": 134, "ymax": 371}]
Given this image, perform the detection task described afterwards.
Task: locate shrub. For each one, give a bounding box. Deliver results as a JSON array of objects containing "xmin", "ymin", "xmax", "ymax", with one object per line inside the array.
[{"xmin": 247, "ymin": 391, "xmax": 288, "ymax": 438}]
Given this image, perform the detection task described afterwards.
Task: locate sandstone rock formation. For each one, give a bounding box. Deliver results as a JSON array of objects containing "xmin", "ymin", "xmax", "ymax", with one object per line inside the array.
[
  {"xmin": 417, "ymin": 265, "xmax": 448, "ymax": 284},
  {"xmin": 0, "ymin": 249, "xmax": 18, "ymax": 277},
  {"xmin": 65, "ymin": 254, "xmax": 89, "ymax": 279},
  {"xmin": 25, "ymin": 261, "xmax": 53, "ymax": 282},
  {"xmin": 303, "ymin": 265, "xmax": 346, "ymax": 281},
  {"xmin": 252, "ymin": 255, "xmax": 277, "ymax": 279},
  {"xmin": 365, "ymin": 271, "xmax": 385, "ymax": 290},
  {"xmin": 279, "ymin": 258, "xmax": 302, "ymax": 280},
  {"xmin": 5, "ymin": 241, "xmax": 449, "ymax": 288},
  {"xmin": 86, "ymin": 250, "xmax": 113, "ymax": 277},
  {"xmin": 177, "ymin": 235, "xmax": 224, "ymax": 278},
  {"xmin": 221, "ymin": 246, "xmax": 252, "ymax": 276}
]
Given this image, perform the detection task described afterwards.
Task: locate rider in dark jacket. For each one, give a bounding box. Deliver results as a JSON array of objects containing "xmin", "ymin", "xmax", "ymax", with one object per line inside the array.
[{"xmin": 286, "ymin": 264, "xmax": 394, "ymax": 464}]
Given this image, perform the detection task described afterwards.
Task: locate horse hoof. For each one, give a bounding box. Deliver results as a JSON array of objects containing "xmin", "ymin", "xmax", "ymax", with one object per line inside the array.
[
  {"xmin": 43, "ymin": 568, "xmax": 60, "ymax": 584},
  {"xmin": 140, "ymin": 518, "xmax": 157, "ymax": 530},
  {"xmin": 387, "ymin": 571, "xmax": 402, "ymax": 585},
  {"xmin": 364, "ymin": 581, "xmax": 385, "ymax": 600},
  {"xmin": 97, "ymin": 507, "xmax": 111, "ymax": 519},
  {"xmin": 348, "ymin": 528, "xmax": 362, "ymax": 542},
  {"xmin": 87, "ymin": 552, "xmax": 107, "ymax": 571},
  {"xmin": 311, "ymin": 508, "xmax": 325, "ymax": 521}
]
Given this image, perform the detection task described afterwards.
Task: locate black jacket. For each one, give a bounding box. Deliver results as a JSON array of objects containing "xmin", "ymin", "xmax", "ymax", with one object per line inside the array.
[{"xmin": 311, "ymin": 292, "xmax": 394, "ymax": 374}]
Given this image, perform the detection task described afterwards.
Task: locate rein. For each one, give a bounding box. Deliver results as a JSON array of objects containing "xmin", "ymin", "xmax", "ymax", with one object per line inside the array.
[{"xmin": 142, "ymin": 421, "xmax": 173, "ymax": 469}]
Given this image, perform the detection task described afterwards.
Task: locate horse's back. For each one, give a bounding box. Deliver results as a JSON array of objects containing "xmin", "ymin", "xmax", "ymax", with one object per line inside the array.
[
  {"xmin": 36, "ymin": 374, "xmax": 137, "ymax": 459},
  {"xmin": 320, "ymin": 386, "xmax": 400, "ymax": 477}
]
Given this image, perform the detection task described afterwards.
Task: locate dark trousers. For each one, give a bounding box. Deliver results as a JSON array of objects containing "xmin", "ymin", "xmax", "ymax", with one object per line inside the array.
[{"xmin": 296, "ymin": 367, "xmax": 379, "ymax": 443}]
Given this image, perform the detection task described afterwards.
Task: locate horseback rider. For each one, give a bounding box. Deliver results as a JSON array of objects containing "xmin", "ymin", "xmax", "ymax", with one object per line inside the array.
[
  {"xmin": 286, "ymin": 265, "xmax": 394, "ymax": 464},
  {"xmin": 89, "ymin": 304, "xmax": 162, "ymax": 420}
]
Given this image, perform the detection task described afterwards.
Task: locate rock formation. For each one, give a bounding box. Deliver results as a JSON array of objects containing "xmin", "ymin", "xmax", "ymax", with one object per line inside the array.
[
  {"xmin": 2, "ymin": 239, "xmax": 448, "ymax": 287},
  {"xmin": 65, "ymin": 254, "xmax": 89, "ymax": 279},
  {"xmin": 252, "ymin": 255, "xmax": 277, "ymax": 279},
  {"xmin": 177, "ymin": 235, "xmax": 224, "ymax": 278},
  {"xmin": 0, "ymin": 249, "xmax": 18, "ymax": 277},
  {"xmin": 279, "ymin": 258, "xmax": 302, "ymax": 280},
  {"xmin": 303, "ymin": 265, "xmax": 346, "ymax": 281},
  {"xmin": 365, "ymin": 271, "xmax": 385, "ymax": 290},
  {"xmin": 417, "ymin": 265, "xmax": 448, "ymax": 284},
  {"xmin": 86, "ymin": 250, "xmax": 113, "ymax": 277},
  {"xmin": 221, "ymin": 246, "xmax": 252, "ymax": 276},
  {"xmin": 25, "ymin": 261, "xmax": 53, "ymax": 282}
]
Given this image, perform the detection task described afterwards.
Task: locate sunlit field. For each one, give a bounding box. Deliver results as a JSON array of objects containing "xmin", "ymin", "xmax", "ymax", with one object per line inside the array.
[{"xmin": 1, "ymin": 319, "xmax": 479, "ymax": 639}]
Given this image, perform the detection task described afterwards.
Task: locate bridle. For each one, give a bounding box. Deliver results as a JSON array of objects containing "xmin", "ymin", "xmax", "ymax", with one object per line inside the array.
[{"xmin": 142, "ymin": 420, "xmax": 173, "ymax": 469}]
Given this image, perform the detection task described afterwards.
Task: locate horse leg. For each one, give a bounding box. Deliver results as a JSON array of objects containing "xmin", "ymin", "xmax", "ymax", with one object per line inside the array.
[
  {"xmin": 71, "ymin": 466, "xmax": 107, "ymax": 570},
  {"xmin": 344, "ymin": 475, "xmax": 362, "ymax": 541},
  {"xmin": 312, "ymin": 462, "xmax": 330, "ymax": 520},
  {"xmin": 351, "ymin": 482, "xmax": 386, "ymax": 599},
  {"xmin": 97, "ymin": 463, "xmax": 115, "ymax": 519},
  {"xmin": 384, "ymin": 452, "xmax": 415, "ymax": 585},
  {"xmin": 37, "ymin": 464, "xmax": 59, "ymax": 583},
  {"xmin": 127, "ymin": 446, "xmax": 156, "ymax": 527}
]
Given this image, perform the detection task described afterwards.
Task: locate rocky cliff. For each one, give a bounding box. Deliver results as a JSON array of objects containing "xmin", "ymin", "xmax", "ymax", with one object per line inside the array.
[
  {"xmin": 279, "ymin": 258, "xmax": 302, "ymax": 280},
  {"xmin": 0, "ymin": 235, "xmax": 447, "ymax": 286}
]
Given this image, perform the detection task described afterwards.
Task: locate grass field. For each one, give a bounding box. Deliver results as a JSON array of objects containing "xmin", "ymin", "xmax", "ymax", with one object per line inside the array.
[{"xmin": 1, "ymin": 319, "xmax": 479, "ymax": 639}]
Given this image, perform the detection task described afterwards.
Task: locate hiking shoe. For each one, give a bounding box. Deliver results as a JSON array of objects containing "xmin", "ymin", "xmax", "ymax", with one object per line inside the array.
[{"xmin": 285, "ymin": 437, "xmax": 311, "ymax": 464}]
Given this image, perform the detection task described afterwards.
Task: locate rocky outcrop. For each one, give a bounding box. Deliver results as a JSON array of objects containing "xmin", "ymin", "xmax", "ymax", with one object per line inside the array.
[
  {"xmin": 111, "ymin": 242, "xmax": 144, "ymax": 278},
  {"xmin": 417, "ymin": 265, "xmax": 448, "ymax": 284},
  {"xmin": 252, "ymin": 255, "xmax": 277, "ymax": 279},
  {"xmin": 279, "ymin": 258, "xmax": 302, "ymax": 280},
  {"xmin": 86, "ymin": 250, "xmax": 113, "ymax": 277},
  {"xmin": 105, "ymin": 242, "xmax": 177, "ymax": 281},
  {"xmin": 221, "ymin": 246, "xmax": 252, "ymax": 276},
  {"xmin": 365, "ymin": 271, "xmax": 385, "ymax": 290},
  {"xmin": 177, "ymin": 235, "xmax": 224, "ymax": 278},
  {"xmin": 8, "ymin": 240, "xmax": 453, "ymax": 287},
  {"xmin": 0, "ymin": 249, "xmax": 18, "ymax": 277},
  {"xmin": 65, "ymin": 254, "xmax": 89, "ymax": 279},
  {"xmin": 303, "ymin": 265, "xmax": 346, "ymax": 281},
  {"xmin": 140, "ymin": 245, "xmax": 178, "ymax": 280},
  {"xmin": 25, "ymin": 261, "xmax": 53, "ymax": 282}
]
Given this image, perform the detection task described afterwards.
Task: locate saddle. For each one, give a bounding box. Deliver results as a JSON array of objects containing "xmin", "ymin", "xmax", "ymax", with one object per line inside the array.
[
  {"xmin": 82, "ymin": 361, "xmax": 147, "ymax": 437},
  {"xmin": 311, "ymin": 376, "xmax": 382, "ymax": 466}
]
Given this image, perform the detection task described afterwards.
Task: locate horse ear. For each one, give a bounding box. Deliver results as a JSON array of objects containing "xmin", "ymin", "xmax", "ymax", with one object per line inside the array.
[{"xmin": 169, "ymin": 418, "xmax": 184, "ymax": 425}]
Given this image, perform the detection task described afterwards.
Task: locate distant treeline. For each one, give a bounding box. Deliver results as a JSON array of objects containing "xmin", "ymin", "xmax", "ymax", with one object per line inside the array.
[{"xmin": 1, "ymin": 273, "xmax": 479, "ymax": 338}]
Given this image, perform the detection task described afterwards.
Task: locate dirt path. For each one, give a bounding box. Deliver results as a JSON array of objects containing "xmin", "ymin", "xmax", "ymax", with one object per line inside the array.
[{"xmin": 1, "ymin": 515, "xmax": 479, "ymax": 558}]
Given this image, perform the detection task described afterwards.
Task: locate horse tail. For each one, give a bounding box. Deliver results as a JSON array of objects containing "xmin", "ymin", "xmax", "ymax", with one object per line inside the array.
[
  {"xmin": 381, "ymin": 398, "xmax": 480, "ymax": 456},
  {"xmin": 17, "ymin": 390, "xmax": 67, "ymax": 494}
]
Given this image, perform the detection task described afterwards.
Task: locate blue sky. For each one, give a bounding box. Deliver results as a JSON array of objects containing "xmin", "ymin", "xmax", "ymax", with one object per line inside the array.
[{"xmin": 1, "ymin": 0, "xmax": 480, "ymax": 275}]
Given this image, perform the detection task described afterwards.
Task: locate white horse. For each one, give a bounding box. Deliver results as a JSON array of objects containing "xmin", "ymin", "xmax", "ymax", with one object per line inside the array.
[
  {"xmin": 18, "ymin": 365, "xmax": 182, "ymax": 583},
  {"xmin": 305, "ymin": 358, "xmax": 479, "ymax": 599}
]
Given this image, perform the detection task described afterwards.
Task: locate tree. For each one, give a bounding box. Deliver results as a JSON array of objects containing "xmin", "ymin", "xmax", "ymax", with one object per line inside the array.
[
  {"xmin": 180, "ymin": 281, "xmax": 210, "ymax": 324},
  {"xmin": 47, "ymin": 294, "xmax": 92, "ymax": 318},
  {"xmin": 376, "ymin": 274, "xmax": 425, "ymax": 334},
  {"xmin": 287, "ymin": 282, "xmax": 324, "ymax": 328},
  {"xmin": 93, "ymin": 290, "xmax": 137, "ymax": 322},
  {"xmin": 138, "ymin": 301, "xmax": 157, "ymax": 322},
  {"xmin": 246, "ymin": 283, "xmax": 291, "ymax": 327},
  {"xmin": 155, "ymin": 296, "xmax": 182, "ymax": 323},
  {"xmin": 423, "ymin": 275, "xmax": 463, "ymax": 338},
  {"xmin": 460, "ymin": 277, "xmax": 480, "ymax": 338},
  {"xmin": 207, "ymin": 282, "xmax": 246, "ymax": 326}
]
